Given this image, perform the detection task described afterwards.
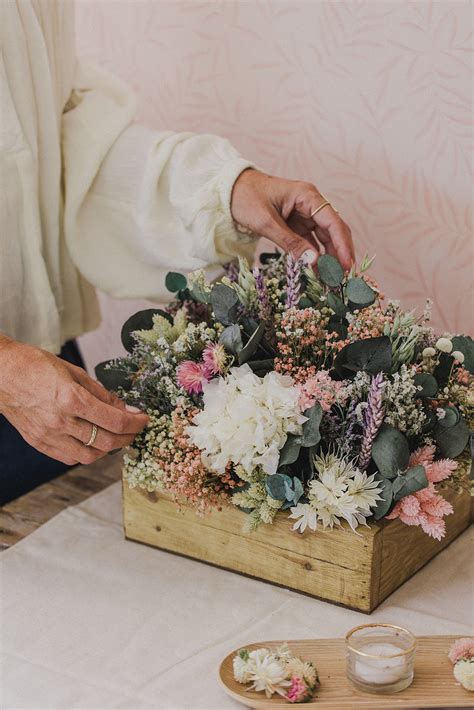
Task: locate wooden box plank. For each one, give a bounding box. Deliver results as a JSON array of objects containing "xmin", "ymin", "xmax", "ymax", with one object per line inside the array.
[
  {"xmin": 123, "ymin": 478, "xmax": 472, "ymax": 613},
  {"xmin": 218, "ymin": 636, "xmax": 473, "ymax": 708}
]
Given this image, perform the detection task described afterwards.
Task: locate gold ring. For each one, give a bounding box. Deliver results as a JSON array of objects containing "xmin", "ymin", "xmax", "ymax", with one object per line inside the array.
[
  {"xmin": 85, "ymin": 423, "xmax": 98, "ymax": 447},
  {"xmin": 310, "ymin": 201, "xmax": 331, "ymax": 218}
]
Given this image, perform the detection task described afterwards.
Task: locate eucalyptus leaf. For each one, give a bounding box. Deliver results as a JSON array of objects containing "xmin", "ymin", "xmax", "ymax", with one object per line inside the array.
[
  {"xmin": 121, "ymin": 309, "xmax": 172, "ymax": 353},
  {"xmin": 300, "ymin": 403, "xmax": 323, "ymax": 447},
  {"xmin": 265, "ymin": 473, "xmax": 293, "ymax": 501},
  {"xmin": 219, "ymin": 324, "xmax": 243, "ymax": 356},
  {"xmin": 165, "ymin": 271, "xmax": 187, "ymax": 293},
  {"xmin": 451, "ymin": 335, "xmax": 474, "ymax": 374},
  {"xmin": 317, "ymin": 254, "xmax": 344, "ymax": 287},
  {"xmin": 247, "ymin": 359, "xmax": 275, "ymax": 375},
  {"xmin": 95, "ymin": 360, "xmax": 136, "ymax": 392},
  {"xmin": 372, "ymin": 424, "xmax": 410, "ymax": 479},
  {"xmin": 438, "ymin": 405, "xmax": 460, "ymax": 429},
  {"xmin": 238, "ymin": 321, "xmax": 266, "ymax": 365},
  {"xmin": 414, "ymin": 372, "xmax": 438, "ymax": 398},
  {"xmin": 278, "ymin": 434, "xmax": 302, "ymax": 467},
  {"xmin": 392, "ymin": 465, "xmax": 428, "ymax": 501},
  {"xmin": 327, "ymin": 315, "xmax": 348, "ymax": 340},
  {"xmin": 334, "ymin": 336, "xmax": 392, "ymax": 377},
  {"xmin": 299, "ymin": 297, "xmax": 313, "ymax": 308},
  {"xmin": 346, "ymin": 277, "xmax": 376, "ymax": 307},
  {"xmin": 372, "ymin": 478, "xmax": 394, "ymax": 520},
  {"xmin": 188, "ymin": 281, "xmax": 211, "ymax": 304},
  {"xmin": 327, "ymin": 292, "xmax": 348, "ymax": 317},
  {"xmin": 434, "ymin": 417, "xmax": 470, "ymax": 458},
  {"xmin": 210, "ymin": 284, "xmax": 240, "ymax": 325}
]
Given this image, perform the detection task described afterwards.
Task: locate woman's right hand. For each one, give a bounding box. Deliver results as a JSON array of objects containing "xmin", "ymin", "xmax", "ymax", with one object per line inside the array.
[{"xmin": 0, "ymin": 337, "xmax": 148, "ymax": 466}]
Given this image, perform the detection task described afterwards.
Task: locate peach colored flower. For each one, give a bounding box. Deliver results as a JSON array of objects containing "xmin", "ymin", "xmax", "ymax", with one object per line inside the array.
[
  {"xmin": 286, "ymin": 676, "xmax": 312, "ymax": 703},
  {"xmin": 409, "ymin": 444, "xmax": 457, "ymax": 483},
  {"xmin": 176, "ymin": 360, "xmax": 209, "ymax": 394},
  {"xmin": 449, "ymin": 638, "xmax": 474, "ymax": 664},
  {"xmin": 202, "ymin": 343, "xmax": 227, "ymax": 377},
  {"xmin": 298, "ymin": 371, "xmax": 349, "ymax": 412}
]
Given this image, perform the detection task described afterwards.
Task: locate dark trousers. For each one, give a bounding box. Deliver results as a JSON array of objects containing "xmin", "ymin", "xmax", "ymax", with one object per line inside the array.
[{"xmin": 0, "ymin": 341, "xmax": 85, "ymax": 505}]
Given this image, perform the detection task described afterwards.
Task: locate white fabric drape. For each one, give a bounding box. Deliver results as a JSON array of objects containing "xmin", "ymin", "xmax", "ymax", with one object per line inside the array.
[{"xmin": 0, "ymin": 0, "xmax": 255, "ymax": 353}]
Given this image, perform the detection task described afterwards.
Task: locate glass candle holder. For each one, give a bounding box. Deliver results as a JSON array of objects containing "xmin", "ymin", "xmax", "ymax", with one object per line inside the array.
[{"xmin": 345, "ymin": 623, "xmax": 416, "ymax": 694}]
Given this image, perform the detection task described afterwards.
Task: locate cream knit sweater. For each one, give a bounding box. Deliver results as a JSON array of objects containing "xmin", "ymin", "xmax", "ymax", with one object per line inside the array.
[{"xmin": 1, "ymin": 0, "xmax": 256, "ymax": 353}]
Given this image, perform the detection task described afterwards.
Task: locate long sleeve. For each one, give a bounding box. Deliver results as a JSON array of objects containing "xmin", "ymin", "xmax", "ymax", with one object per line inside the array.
[{"xmin": 62, "ymin": 62, "xmax": 257, "ymax": 301}]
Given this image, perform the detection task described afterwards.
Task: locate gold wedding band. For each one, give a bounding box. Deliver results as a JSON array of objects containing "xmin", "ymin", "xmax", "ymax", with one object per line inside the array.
[
  {"xmin": 311, "ymin": 201, "xmax": 331, "ymax": 218},
  {"xmin": 85, "ymin": 423, "xmax": 98, "ymax": 447}
]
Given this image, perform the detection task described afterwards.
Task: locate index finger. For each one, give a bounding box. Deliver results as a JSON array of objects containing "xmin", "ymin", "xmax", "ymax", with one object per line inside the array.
[{"xmin": 71, "ymin": 386, "xmax": 149, "ymax": 435}]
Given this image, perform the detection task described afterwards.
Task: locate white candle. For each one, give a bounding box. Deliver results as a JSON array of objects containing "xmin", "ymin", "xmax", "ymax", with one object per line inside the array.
[{"xmin": 354, "ymin": 642, "xmax": 407, "ymax": 685}]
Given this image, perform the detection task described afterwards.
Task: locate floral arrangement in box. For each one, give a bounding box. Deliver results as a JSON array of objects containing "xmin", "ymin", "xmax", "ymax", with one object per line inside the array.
[{"xmin": 96, "ymin": 252, "xmax": 473, "ymax": 539}]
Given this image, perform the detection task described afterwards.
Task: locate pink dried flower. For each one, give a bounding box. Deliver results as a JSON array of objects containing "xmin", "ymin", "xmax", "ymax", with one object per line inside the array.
[
  {"xmin": 386, "ymin": 484, "xmax": 453, "ymax": 541},
  {"xmin": 298, "ymin": 370, "xmax": 349, "ymax": 412},
  {"xmin": 176, "ymin": 361, "xmax": 209, "ymax": 394},
  {"xmin": 449, "ymin": 638, "xmax": 474, "ymax": 664},
  {"xmin": 202, "ymin": 343, "xmax": 227, "ymax": 377},
  {"xmin": 286, "ymin": 676, "xmax": 312, "ymax": 703},
  {"xmin": 409, "ymin": 444, "xmax": 457, "ymax": 484}
]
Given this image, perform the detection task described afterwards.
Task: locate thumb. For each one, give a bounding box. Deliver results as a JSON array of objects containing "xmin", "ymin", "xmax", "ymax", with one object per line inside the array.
[{"xmin": 262, "ymin": 209, "xmax": 319, "ymax": 266}]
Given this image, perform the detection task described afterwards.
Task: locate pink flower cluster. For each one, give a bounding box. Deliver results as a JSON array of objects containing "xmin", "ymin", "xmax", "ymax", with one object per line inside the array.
[
  {"xmin": 386, "ymin": 445, "xmax": 457, "ymax": 540},
  {"xmin": 298, "ymin": 370, "xmax": 349, "ymax": 412},
  {"xmin": 176, "ymin": 343, "xmax": 227, "ymax": 394},
  {"xmin": 449, "ymin": 637, "xmax": 474, "ymax": 664},
  {"xmin": 286, "ymin": 676, "xmax": 312, "ymax": 703}
]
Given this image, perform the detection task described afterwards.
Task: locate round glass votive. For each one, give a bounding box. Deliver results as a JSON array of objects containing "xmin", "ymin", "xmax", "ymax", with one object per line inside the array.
[{"xmin": 345, "ymin": 623, "xmax": 416, "ymax": 694}]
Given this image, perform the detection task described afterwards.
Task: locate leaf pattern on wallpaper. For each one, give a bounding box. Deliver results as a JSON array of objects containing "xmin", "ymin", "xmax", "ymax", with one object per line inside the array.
[{"xmin": 75, "ymin": 0, "xmax": 472, "ymax": 368}]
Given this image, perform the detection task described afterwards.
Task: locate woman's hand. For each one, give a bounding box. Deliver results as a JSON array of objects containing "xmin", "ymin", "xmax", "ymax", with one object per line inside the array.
[
  {"xmin": 0, "ymin": 337, "xmax": 148, "ymax": 466},
  {"xmin": 231, "ymin": 169, "xmax": 354, "ymax": 269}
]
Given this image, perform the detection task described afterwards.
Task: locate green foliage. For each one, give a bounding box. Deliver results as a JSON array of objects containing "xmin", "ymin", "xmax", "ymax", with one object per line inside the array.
[
  {"xmin": 334, "ymin": 336, "xmax": 392, "ymax": 377},
  {"xmin": 210, "ymin": 284, "xmax": 240, "ymax": 325},
  {"xmin": 346, "ymin": 277, "xmax": 376, "ymax": 308},
  {"xmin": 392, "ymin": 465, "xmax": 428, "ymax": 500},
  {"xmin": 451, "ymin": 335, "xmax": 474, "ymax": 374},
  {"xmin": 317, "ymin": 254, "xmax": 344, "ymax": 287},
  {"xmin": 327, "ymin": 292, "xmax": 348, "ymax": 317},
  {"xmin": 265, "ymin": 473, "xmax": 304, "ymax": 508},
  {"xmin": 219, "ymin": 324, "xmax": 243, "ymax": 356},
  {"xmin": 121, "ymin": 309, "xmax": 172, "ymax": 353},
  {"xmin": 300, "ymin": 403, "xmax": 323, "ymax": 447},
  {"xmin": 95, "ymin": 360, "xmax": 136, "ymax": 392},
  {"xmin": 372, "ymin": 478, "xmax": 394, "ymax": 520},
  {"xmin": 434, "ymin": 417, "xmax": 469, "ymax": 458},
  {"xmin": 414, "ymin": 372, "xmax": 438, "ymax": 398},
  {"xmin": 278, "ymin": 434, "xmax": 302, "ymax": 467},
  {"xmin": 371, "ymin": 424, "xmax": 410, "ymax": 479},
  {"xmin": 238, "ymin": 321, "xmax": 266, "ymax": 365},
  {"xmin": 165, "ymin": 272, "xmax": 187, "ymax": 293}
]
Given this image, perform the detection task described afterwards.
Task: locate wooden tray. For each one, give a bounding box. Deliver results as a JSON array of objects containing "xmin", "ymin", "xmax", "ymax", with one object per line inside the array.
[{"xmin": 218, "ymin": 636, "xmax": 472, "ymax": 709}]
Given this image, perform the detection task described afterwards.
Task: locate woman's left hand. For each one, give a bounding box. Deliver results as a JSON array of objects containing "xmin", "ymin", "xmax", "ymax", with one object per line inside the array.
[{"xmin": 231, "ymin": 169, "xmax": 355, "ymax": 270}]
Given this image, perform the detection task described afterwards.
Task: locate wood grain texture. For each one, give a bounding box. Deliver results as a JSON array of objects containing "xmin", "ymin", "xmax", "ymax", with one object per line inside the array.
[
  {"xmin": 218, "ymin": 636, "xmax": 473, "ymax": 709},
  {"xmin": 123, "ymin": 469, "xmax": 472, "ymax": 613},
  {"xmin": 0, "ymin": 454, "xmax": 122, "ymax": 550}
]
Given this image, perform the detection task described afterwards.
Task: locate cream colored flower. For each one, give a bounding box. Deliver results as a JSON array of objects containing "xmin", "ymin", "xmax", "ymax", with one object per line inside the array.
[
  {"xmin": 285, "ymin": 658, "xmax": 318, "ymax": 687},
  {"xmin": 453, "ymin": 659, "xmax": 474, "ymax": 691},
  {"xmin": 452, "ymin": 350, "xmax": 465, "ymax": 364},
  {"xmin": 289, "ymin": 503, "xmax": 317, "ymax": 533},
  {"xmin": 233, "ymin": 655, "xmax": 251, "ymax": 684},
  {"xmin": 435, "ymin": 337, "xmax": 453, "ymax": 353},
  {"xmin": 188, "ymin": 364, "xmax": 306, "ymax": 475},
  {"xmin": 422, "ymin": 347, "xmax": 436, "ymax": 358},
  {"xmin": 247, "ymin": 653, "xmax": 291, "ymax": 698}
]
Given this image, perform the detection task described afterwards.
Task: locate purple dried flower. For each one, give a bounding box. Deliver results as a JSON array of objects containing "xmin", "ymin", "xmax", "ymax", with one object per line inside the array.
[
  {"xmin": 253, "ymin": 267, "xmax": 271, "ymax": 322},
  {"xmin": 223, "ymin": 261, "xmax": 239, "ymax": 283},
  {"xmin": 358, "ymin": 373, "xmax": 385, "ymax": 470},
  {"xmin": 286, "ymin": 255, "xmax": 302, "ymax": 309}
]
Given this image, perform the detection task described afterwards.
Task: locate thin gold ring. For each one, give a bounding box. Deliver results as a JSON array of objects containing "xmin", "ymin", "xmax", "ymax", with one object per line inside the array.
[
  {"xmin": 85, "ymin": 423, "xmax": 98, "ymax": 447},
  {"xmin": 345, "ymin": 623, "xmax": 417, "ymax": 658},
  {"xmin": 311, "ymin": 201, "xmax": 331, "ymax": 218}
]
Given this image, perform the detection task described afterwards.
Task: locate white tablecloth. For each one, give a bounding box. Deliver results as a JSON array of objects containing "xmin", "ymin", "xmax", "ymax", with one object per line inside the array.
[{"xmin": 1, "ymin": 482, "xmax": 473, "ymax": 710}]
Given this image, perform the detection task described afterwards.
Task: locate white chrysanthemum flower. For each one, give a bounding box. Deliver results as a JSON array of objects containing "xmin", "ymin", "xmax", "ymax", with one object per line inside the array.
[
  {"xmin": 233, "ymin": 655, "xmax": 252, "ymax": 684},
  {"xmin": 247, "ymin": 654, "xmax": 291, "ymax": 698},
  {"xmin": 187, "ymin": 364, "xmax": 306, "ymax": 475},
  {"xmin": 290, "ymin": 454, "xmax": 382, "ymax": 534},
  {"xmin": 435, "ymin": 337, "xmax": 453, "ymax": 353},
  {"xmin": 453, "ymin": 659, "xmax": 474, "ymax": 691},
  {"xmin": 289, "ymin": 503, "xmax": 317, "ymax": 533}
]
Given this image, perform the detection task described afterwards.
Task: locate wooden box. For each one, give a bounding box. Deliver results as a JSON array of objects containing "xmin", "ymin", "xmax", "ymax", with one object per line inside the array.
[{"xmin": 123, "ymin": 478, "xmax": 472, "ymax": 613}]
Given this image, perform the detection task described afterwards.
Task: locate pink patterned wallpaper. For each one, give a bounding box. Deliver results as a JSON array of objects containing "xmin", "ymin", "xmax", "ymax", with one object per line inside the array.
[{"xmin": 75, "ymin": 0, "xmax": 473, "ymax": 371}]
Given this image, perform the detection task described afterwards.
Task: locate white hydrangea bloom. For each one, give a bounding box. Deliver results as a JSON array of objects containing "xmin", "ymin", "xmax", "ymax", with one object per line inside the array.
[{"xmin": 187, "ymin": 364, "xmax": 306, "ymax": 475}]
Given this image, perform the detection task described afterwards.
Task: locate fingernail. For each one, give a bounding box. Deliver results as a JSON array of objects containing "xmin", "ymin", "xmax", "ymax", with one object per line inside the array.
[
  {"xmin": 125, "ymin": 405, "xmax": 142, "ymax": 413},
  {"xmin": 301, "ymin": 249, "xmax": 317, "ymax": 265}
]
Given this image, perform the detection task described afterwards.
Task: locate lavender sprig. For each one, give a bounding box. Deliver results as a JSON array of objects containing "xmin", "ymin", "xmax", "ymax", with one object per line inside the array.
[
  {"xmin": 358, "ymin": 373, "xmax": 386, "ymax": 470},
  {"xmin": 285, "ymin": 255, "xmax": 302, "ymax": 309},
  {"xmin": 253, "ymin": 267, "xmax": 271, "ymax": 322}
]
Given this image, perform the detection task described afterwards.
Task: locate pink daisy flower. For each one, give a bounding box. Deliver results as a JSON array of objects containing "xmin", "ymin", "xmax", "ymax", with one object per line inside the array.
[
  {"xmin": 449, "ymin": 638, "xmax": 474, "ymax": 664},
  {"xmin": 202, "ymin": 343, "xmax": 227, "ymax": 377},
  {"xmin": 176, "ymin": 361, "xmax": 209, "ymax": 394}
]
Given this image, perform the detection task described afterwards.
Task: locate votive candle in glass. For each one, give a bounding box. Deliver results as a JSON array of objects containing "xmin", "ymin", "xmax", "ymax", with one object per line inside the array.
[{"xmin": 346, "ymin": 623, "xmax": 416, "ymax": 694}]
